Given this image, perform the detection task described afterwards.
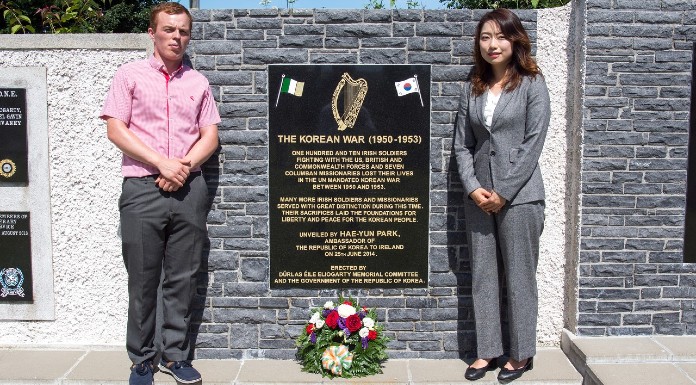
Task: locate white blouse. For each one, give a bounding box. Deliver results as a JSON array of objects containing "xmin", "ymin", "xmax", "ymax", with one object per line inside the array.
[{"xmin": 483, "ymin": 90, "xmax": 501, "ymax": 129}]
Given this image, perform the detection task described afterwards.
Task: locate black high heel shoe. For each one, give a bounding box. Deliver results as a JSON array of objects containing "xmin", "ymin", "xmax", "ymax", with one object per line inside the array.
[
  {"xmin": 497, "ymin": 357, "xmax": 533, "ymax": 383},
  {"xmin": 464, "ymin": 359, "xmax": 497, "ymax": 381}
]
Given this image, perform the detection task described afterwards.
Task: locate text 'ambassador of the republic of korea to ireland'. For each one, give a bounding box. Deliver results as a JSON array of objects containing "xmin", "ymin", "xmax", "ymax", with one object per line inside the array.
[{"xmin": 99, "ymin": 2, "xmax": 220, "ymax": 385}]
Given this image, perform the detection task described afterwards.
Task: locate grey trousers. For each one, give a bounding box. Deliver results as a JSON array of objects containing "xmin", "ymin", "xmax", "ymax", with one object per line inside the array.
[
  {"xmin": 463, "ymin": 200, "xmax": 544, "ymax": 361},
  {"xmin": 119, "ymin": 172, "xmax": 208, "ymax": 364}
]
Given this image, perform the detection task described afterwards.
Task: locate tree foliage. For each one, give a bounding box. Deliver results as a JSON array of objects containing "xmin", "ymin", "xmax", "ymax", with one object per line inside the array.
[
  {"xmin": 0, "ymin": 0, "xmax": 164, "ymax": 34},
  {"xmin": 439, "ymin": 0, "xmax": 569, "ymax": 8}
]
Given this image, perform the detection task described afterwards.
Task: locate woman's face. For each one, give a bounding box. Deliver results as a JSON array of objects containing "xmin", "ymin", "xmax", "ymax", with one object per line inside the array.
[{"xmin": 479, "ymin": 20, "xmax": 513, "ymax": 70}]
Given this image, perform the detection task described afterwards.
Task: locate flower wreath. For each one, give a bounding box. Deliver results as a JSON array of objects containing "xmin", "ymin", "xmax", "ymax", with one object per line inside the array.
[{"xmin": 295, "ymin": 296, "xmax": 389, "ymax": 378}]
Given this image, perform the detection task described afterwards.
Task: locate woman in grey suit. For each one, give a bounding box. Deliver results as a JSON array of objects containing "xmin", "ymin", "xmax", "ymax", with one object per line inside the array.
[{"xmin": 454, "ymin": 8, "xmax": 550, "ymax": 383}]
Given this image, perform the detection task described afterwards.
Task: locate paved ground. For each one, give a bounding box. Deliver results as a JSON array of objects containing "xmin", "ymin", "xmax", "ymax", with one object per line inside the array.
[
  {"xmin": 1, "ymin": 332, "xmax": 695, "ymax": 385},
  {"xmin": 562, "ymin": 332, "xmax": 696, "ymax": 385}
]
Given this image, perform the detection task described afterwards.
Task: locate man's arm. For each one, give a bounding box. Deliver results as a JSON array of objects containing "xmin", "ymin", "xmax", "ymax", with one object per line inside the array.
[
  {"xmin": 184, "ymin": 123, "xmax": 219, "ymax": 169},
  {"xmin": 154, "ymin": 123, "xmax": 218, "ymax": 192},
  {"xmin": 106, "ymin": 117, "xmax": 190, "ymax": 188}
]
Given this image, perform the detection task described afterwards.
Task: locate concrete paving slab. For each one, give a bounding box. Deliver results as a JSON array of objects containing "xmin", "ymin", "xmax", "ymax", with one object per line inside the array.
[
  {"xmin": 409, "ymin": 359, "xmax": 498, "ymax": 385},
  {"xmin": 62, "ymin": 350, "xmax": 130, "ymax": 385},
  {"xmin": 676, "ymin": 363, "xmax": 696, "ymax": 384},
  {"xmin": 587, "ymin": 363, "xmax": 695, "ymax": 385},
  {"xmin": 0, "ymin": 349, "xmax": 85, "ymax": 381},
  {"xmin": 654, "ymin": 337, "xmax": 696, "ymax": 361},
  {"xmin": 571, "ymin": 337, "xmax": 670, "ymax": 363},
  {"xmin": 327, "ymin": 359, "xmax": 409, "ymax": 384},
  {"xmin": 512, "ymin": 349, "xmax": 583, "ymax": 384},
  {"xmin": 153, "ymin": 359, "xmax": 241, "ymax": 385},
  {"xmin": 236, "ymin": 359, "xmax": 324, "ymax": 385}
]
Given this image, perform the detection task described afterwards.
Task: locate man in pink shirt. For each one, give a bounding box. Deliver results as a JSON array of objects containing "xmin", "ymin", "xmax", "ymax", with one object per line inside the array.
[{"xmin": 100, "ymin": 3, "xmax": 220, "ymax": 384}]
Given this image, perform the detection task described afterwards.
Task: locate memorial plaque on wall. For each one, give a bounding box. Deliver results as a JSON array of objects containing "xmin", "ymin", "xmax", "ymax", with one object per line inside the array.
[
  {"xmin": 269, "ymin": 65, "xmax": 430, "ymax": 289},
  {"xmin": 0, "ymin": 212, "xmax": 32, "ymax": 302},
  {"xmin": 0, "ymin": 88, "xmax": 28, "ymax": 183}
]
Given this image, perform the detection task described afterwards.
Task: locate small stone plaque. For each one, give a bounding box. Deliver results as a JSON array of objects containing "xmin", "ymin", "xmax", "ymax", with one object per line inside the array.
[
  {"xmin": 0, "ymin": 212, "xmax": 32, "ymax": 302},
  {"xmin": 0, "ymin": 88, "xmax": 28, "ymax": 183}
]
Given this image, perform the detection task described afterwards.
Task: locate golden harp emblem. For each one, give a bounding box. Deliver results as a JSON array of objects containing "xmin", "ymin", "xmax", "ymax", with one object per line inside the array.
[{"xmin": 331, "ymin": 73, "xmax": 368, "ymax": 131}]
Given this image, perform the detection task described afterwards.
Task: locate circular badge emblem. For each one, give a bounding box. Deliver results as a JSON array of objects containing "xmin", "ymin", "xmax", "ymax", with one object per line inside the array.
[
  {"xmin": 0, "ymin": 267, "xmax": 25, "ymax": 297},
  {"xmin": 0, "ymin": 159, "xmax": 16, "ymax": 178}
]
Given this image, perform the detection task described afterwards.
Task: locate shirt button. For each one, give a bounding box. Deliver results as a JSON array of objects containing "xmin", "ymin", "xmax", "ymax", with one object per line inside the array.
[{"xmin": 490, "ymin": 151, "xmax": 496, "ymax": 156}]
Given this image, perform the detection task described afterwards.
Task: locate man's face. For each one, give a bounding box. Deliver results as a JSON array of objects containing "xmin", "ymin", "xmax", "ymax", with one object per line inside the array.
[{"xmin": 148, "ymin": 12, "xmax": 191, "ymax": 66}]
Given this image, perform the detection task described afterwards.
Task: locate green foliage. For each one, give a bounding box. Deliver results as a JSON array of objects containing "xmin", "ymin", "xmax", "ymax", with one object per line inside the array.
[
  {"xmin": 0, "ymin": 1, "xmax": 36, "ymax": 33},
  {"xmin": 365, "ymin": 0, "xmax": 421, "ymax": 9},
  {"xmin": 97, "ymin": 0, "xmax": 163, "ymax": 33},
  {"xmin": 0, "ymin": 0, "xmax": 163, "ymax": 34},
  {"xmin": 439, "ymin": 0, "xmax": 569, "ymax": 9},
  {"xmin": 37, "ymin": 0, "xmax": 103, "ymax": 33},
  {"xmin": 295, "ymin": 296, "xmax": 390, "ymax": 378}
]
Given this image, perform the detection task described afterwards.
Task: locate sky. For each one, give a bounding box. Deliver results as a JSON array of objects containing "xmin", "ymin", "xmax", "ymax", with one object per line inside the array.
[{"xmin": 196, "ymin": 0, "xmax": 447, "ymax": 9}]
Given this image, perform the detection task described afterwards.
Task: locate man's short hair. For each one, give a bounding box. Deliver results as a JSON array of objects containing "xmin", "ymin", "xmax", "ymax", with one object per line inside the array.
[{"xmin": 150, "ymin": 2, "xmax": 192, "ymax": 31}]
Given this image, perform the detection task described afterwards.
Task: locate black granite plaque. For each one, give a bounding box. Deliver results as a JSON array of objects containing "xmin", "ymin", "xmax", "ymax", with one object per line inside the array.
[
  {"xmin": 685, "ymin": 43, "xmax": 696, "ymax": 263},
  {"xmin": 0, "ymin": 88, "xmax": 28, "ymax": 184},
  {"xmin": 0, "ymin": 212, "xmax": 32, "ymax": 302},
  {"xmin": 269, "ymin": 65, "xmax": 431, "ymax": 288}
]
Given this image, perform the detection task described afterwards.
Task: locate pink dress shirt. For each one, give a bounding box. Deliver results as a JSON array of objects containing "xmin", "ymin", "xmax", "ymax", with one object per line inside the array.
[{"xmin": 100, "ymin": 56, "xmax": 221, "ymax": 177}]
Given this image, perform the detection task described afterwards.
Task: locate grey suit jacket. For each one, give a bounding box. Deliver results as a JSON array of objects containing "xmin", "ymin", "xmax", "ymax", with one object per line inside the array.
[{"xmin": 454, "ymin": 75, "xmax": 551, "ymax": 205}]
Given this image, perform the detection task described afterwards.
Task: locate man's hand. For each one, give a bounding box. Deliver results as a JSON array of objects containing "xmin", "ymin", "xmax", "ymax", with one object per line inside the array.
[{"xmin": 156, "ymin": 158, "xmax": 191, "ymax": 192}]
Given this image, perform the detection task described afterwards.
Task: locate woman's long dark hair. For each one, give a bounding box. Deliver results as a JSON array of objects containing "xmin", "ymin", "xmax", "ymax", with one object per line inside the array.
[{"xmin": 470, "ymin": 8, "xmax": 541, "ymax": 96}]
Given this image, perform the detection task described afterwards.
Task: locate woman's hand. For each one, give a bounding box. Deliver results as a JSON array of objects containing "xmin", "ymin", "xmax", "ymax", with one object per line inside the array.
[
  {"xmin": 470, "ymin": 188, "xmax": 507, "ymax": 214},
  {"xmin": 480, "ymin": 191, "xmax": 507, "ymax": 214},
  {"xmin": 470, "ymin": 188, "xmax": 492, "ymax": 215}
]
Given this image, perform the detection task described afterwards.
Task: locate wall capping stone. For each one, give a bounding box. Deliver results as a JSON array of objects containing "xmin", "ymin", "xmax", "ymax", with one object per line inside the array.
[{"xmin": 0, "ymin": 34, "xmax": 150, "ymax": 52}]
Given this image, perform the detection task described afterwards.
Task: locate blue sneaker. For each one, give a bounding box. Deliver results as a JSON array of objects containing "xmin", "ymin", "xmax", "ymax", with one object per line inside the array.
[
  {"xmin": 158, "ymin": 359, "xmax": 201, "ymax": 384},
  {"xmin": 129, "ymin": 361, "xmax": 154, "ymax": 385}
]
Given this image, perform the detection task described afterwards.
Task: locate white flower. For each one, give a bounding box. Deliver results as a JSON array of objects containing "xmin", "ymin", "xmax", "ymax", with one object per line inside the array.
[
  {"xmin": 337, "ymin": 303, "xmax": 356, "ymax": 318},
  {"xmin": 315, "ymin": 319, "xmax": 325, "ymax": 329},
  {"xmin": 323, "ymin": 301, "xmax": 334, "ymax": 309},
  {"xmin": 309, "ymin": 312, "xmax": 321, "ymax": 323},
  {"xmin": 362, "ymin": 317, "xmax": 375, "ymax": 328},
  {"xmin": 359, "ymin": 327, "xmax": 370, "ymax": 338}
]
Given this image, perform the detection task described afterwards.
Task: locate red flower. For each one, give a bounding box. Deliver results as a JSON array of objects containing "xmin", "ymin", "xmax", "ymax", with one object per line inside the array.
[
  {"xmin": 345, "ymin": 314, "xmax": 362, "ymax": 333},
  {"xmin": 343, "ymin": 300, "xmax": 352, "ymax": 305},
  {"xmin": 325, "ymin": 310, "xmax": 339, "ymax": 329},
  {"xmin": 305, "ymin": 324, "xmax": 314, "ymax": 334},
  {"xmin": 368, "ymin": 330, "xmax": 377, "ymax": 341}
]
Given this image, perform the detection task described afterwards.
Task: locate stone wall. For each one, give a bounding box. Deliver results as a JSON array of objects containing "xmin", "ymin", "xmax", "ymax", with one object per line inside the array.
[
  {"xmin": 578, "ymin": 0, "xmax": 696, "ymax": 336},
  {"xmin": 4, "ymin": 0, "xmax": 694, "ymax": 359},
  {"xmin": 187, "ymin": 6, "xmax": 573, "ymax": 359}
]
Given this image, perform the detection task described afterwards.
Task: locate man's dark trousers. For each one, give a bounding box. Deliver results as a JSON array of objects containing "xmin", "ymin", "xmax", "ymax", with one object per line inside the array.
[{"xmin": 119, "ymin": 172, "xmax": 208, "ymax": 364}]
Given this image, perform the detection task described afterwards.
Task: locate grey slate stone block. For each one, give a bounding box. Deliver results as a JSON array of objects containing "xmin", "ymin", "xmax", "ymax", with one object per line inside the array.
[
  {"xmin": 315, "ymin": 10, "xmax": 362, "ymax": 24},
  {"xmin": 310, "ymin": 52, "xmax": 358, "ymax": 64},
  {"xmin": 192, "ymin": 41, "xmax": 242, "ymax": 55},
  {"xmin": 409, "ymin": 52, "xmax": 452, "ymax": 64},
  {"xmin": 279, "ymin": 35, "xmax": 323, "ymax": 48},
  {"xmin": 364, "ymin": 9, "xmax": 392, "ymax": 22},
  {"xmin": 416, "ymin": 23, "xmax": 463, "ymax": 37},
  {"xmin": 359, "ymin": 49, "xmax": 406, "ymax": 64},
  {"xmin": 226, "ymin": 29, "xmax": 264, "ymax": 40},
  {"xmin": 394, "ymin": 23, "xmax": 415, "ymax": 37},
  {"xmin": 192, "ymin": 9, "xmax": 212, "ymax": 22},
  {"xmin": 579, "ymin": 313, "xmax": 621, "ymax": 326},
  {"xmin": 243, "ymin": 48, "xmax": 308, "ymax": 64},
  {"xmin": 325, "ymin": 24, "xmax": 391, "ymax": 38},
  {"xmin": 283, "ymin": 24, "xmax": 324, "ymax": 35},
  {"xmin": 204, "ymin": 23, "xmax": 226, "ymax": 40}
]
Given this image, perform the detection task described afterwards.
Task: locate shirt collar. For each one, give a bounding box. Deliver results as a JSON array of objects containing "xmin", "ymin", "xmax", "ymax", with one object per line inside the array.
[{"xmin": 148, "ymin": 55, "xmax": 185, "ymax": 77}]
